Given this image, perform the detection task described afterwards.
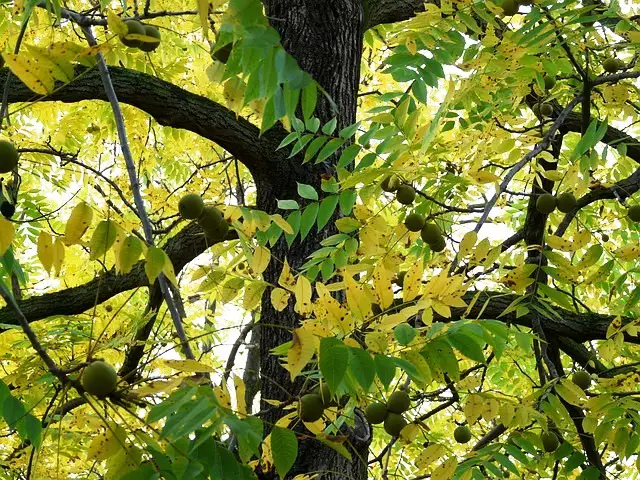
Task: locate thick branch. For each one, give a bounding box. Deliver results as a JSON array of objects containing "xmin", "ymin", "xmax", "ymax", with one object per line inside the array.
[
  {"xmin": 363, "ymin": 0, "xmax": 427, "ymax": 29},
  {"xmin": 0, "ymin": 67, "xmax": 286, "ymax": 181},
  {"xmin": 437, "ymin": 291, "xmax": 630, "ymax": 344},
  {"xmin": 0, "ymin": 222, "xmax": 235, "ymax": 329}
]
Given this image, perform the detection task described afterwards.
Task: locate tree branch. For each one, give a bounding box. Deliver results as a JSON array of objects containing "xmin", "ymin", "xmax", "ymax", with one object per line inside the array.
[
  {"xmin": 0, "ymin": 66, "xmax": 287, "ymax": 181},
  {"xmin": 0, "ymin": 222, "xmax": 236, "ymax": 330},
  {"xmin": 363, "ymin": 0, "xmax": 428, "ymax": 29}
]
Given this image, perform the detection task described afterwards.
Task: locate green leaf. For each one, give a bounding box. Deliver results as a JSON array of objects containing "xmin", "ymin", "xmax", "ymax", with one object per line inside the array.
[
  {"xmin": 209, "ymin": 441, "xmax": 255, "ymax": 480},
  {"xmin": 302, "ymin": 83, "xmax": 317, "ymax": 120},
  {"xmin": 394, "ymin": 323, "xmax": 416, "ymax": 346},
  {"xmin": 120, "ymin": 464, "xmax": 160, "ymax": 480},
  {"xmin": 3, "ymin": 395, "xmax": 27, "ymax": 439},
  {"xmin": 224, "ymin": 414, "xmax": 263, "ymax": 462},
  {"xmin": 317, "ymin": 195, "xmax": 339, "ymax": 230},
  {"xmin": 563, "ymin": 452, "xmax": 586, "ymax": 473},
  {"xmin": 118, "ymin": 235, "xmax": 144, "ymax": 274},
  {"xmin": 391, "ymin": 357, "xmax": 422, "ymax": 383},
  {"xmin": 304, "ymin": 136, "xmax": 328, "ymax": 163},
  {"xmin": 571, "ymin": 119, "xmax": 608, "ymax": 162},
  {"xmin": 144, "ymin": 247, "xmax": 167, "ymax": 285},
  {"xmin": 297, "ymin": 183, "xmax": 318, "ymax": 201},
  {"xmin": 315, "ymin": 138, "xmax": 346, "ymax": 163},
  {"xmin": 422, "ymin": 338, "xmax": 459, "ymax": 381},
  {"xmin": 319, "ymin": 337, "xmax": 349, "ymax": 393},
  {"xmin": 322, "ymin": 117, "xmax": 337, "ymax": 135},
  {"xmin": 374, "ymin": 355, "xmax": 396, "ymax": 389},
  {"xmin": 271, "ymin": 427, "xmax": 298, "ymax": 479},
  {"xmin": 277, "ymin": 199, "xmax": 300, "ymax": 210},
  {"xmin": 277, "ymin": 131, "xmax": 299, "ymax": 150},
  {"xmin": 305, "ymin": 117, "xmax": 320, "ymax": 134},
  {"xmin": 24, "ymin": 414, "xmax": 41, "ymax": 449},
  {"xmin": 161, "ymin": 397, "xmax": 216, "ymax": 440},
  {"xmin": 349, "ymin": 348, "xmax": 375, "ymax": 390},
  {"xmin": 289, "ymin": 133, "xmax": 314, "ymax": 157},
  {"xmin": 285, "ymin": 210, "xmax": 301, "ymax": 246},
  {"xmin": 339, "ymin": 189, "xmax": 357, "ymax": 215},
  {"xmin": 335, "ymin": 217, "xmax": 360, "ymax": 233},
  {"xmin": 148, "ymin": 386, "xmax": 197, "ymax": 423},
  {"xmin": 337, "ymin": 144, "xmax": 361, "ymax": 168},
  {"xmin": 299, "ymin": 202, "xmax": 319, "ymax": 241},
  {"xmin": 447, "ymin": 330, "xmax": 485, "ymax": 363},
  {"xmin": 321, "ymin": 177, "xmax": 339, "ymax": 193},
  {"xmin": 576, "ymin": 244, "xmax": 603, "ymax": 269},
  {"xmin": 89, "ymin": 220, "xmax": 117, "ymax": 260},
  {"xmin": 339, "ymin": 121, "xmax": 360, "ymax": 140}
]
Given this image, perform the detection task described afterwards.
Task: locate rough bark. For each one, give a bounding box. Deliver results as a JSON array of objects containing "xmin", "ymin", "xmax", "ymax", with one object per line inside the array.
[{"xmin": 256, "ymin": 1, "xmax": 370, "ymax": 478}]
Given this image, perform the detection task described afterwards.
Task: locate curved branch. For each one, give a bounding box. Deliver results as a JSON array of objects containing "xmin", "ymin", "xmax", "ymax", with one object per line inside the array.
[
  {"xmin": 0, "ymin": 222, "xmax": 236, "ymax": 330},
  {"xmin": 0, "ymin": 67, "xmax": 286, "ymax": 181},
  {"xmin": 363, "ymin": 0, "xmax": 427, "ymax": 29}
]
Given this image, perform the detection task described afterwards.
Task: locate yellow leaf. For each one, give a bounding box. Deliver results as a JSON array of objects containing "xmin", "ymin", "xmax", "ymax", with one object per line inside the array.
[
  {"xmin": 403, "ymin": 259, "xmax": 423, "ymax": 302},
  {"xmin": 459, "ymin": 231, "xmax": 477, "ymax": 258},
  {"xmin": 271, "ymin": 287, "xmax": 290, "ymax": 311},
  {"xmin": 345, "ymin": 274, "xmax": 371, "ymax": 321},
  {"xmin": 400, "ymin": 422, "xmax": 419, "ymax": 443},
  {"xmin": 163, "ymin": 359, "xmax": 214, "ymax": 373},
  {"xmin": 294, "ymin": 275, "xmax": 313, "ymax": 316},
  {"xmin": 405, "ymin": 38, "xmax": 417, "ymax": 55},
  {"xmin": 271, "ymin": 214, "xmax": 294, "ymax": 234},
  {"xmin": 243, "ymin": 281, "xmax": 267, "ymax": 311},
  {"xmin": 372, "ymin": 262, "xmax": 394, "ymax": 309},
  {"xmin": 106, "ymin": 10, "xmax": 127, "ymax": 36},
  {"xmin": 499, "ymin": 402, "xmax": 515, "ymax": 428},
  {"xmin": 233, "ymin": 375, "xmax": 247, "ymax": 415},
  {"xmin": 432, "ymin": 301, "xmax": 451, "ymax": 318},
  {"xmin": 52, "ymin": 237, "xmax": 65, "ymax": 276},
  {"xmin": 279, "ymin": 259, "xmax": 296, "ymax": 290},
  {"xmin": 252, "ymin": 246, "xmax": 271, "ymax": 275},
  {"xmin": 0, "ymin": 217, "xmax": 13, "ymax": 255},
  {"xmin": 432, "ymin": 457, "xmax": 457, "ymax": 480},
  {"xmin": 37, "ymin": 231, "xmax": 53, "ymax": 274},
  {"xmin": 3, "ymin": 52, "xmax": 53, "ymax": 95},
  {"xmin": 615, "ymin": 245, "xmax": 640, "ymax": 262},
  {"xmin": 86, "ymin": 425, "xmax": 126, "ymax": 461},
  {"xmin": 469, "ymin": 170, "xmax": 499, "ymax": 184},
  {"xmin": 64, "ymin": 202, "xmax": 93, "ymax": 246},
  {"xmin": 133, "ymin": 377, "xmax": 182, "ymax": 397},
  {"xmin": 214, "ymin": 383, "xmax": 231, "ymax": 409},
  {"xmin": 117, "ymin": 235, "xmax": 144, "ymax": 274},
  {"xmin": 606, "ymin": 316, "xmax": 622, "ymax": 339},
  {"xmin": 162, "ymin": 253, "xmax": 178, "ymax": 287},
  {"xmin": 89, "ymin": 220, "xmax": 118, "ymax": 260},
  {"xmin": 144, "ymin": 247, "xmax": 166, "ymax": 285},
  {"xmin": 556, "ymin": 379, "xmax": 585, "ymax": 406},
  {"xmin": 286, "ymin": 327, "xmax": 318, "ymax": 381},
  {"xmin": 482, "ymin": 398, "xmax": 499, "ymax": 421},
  {"xmin": 415, "ymin": 444, "xmax": 445, "ymax": 469},
  {"xmin": 197, "ymin": 0, "xmax": 210, "ymax": 40},
  {"xmin": 463, "ymin": 394, "xmax": 484, "ymax": 426}
]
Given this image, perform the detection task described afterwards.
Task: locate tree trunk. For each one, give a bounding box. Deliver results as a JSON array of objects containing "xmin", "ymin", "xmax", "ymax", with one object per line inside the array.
[{"xmin": 256, "ymin": 1, "xmax": 370, "ymax": 478}]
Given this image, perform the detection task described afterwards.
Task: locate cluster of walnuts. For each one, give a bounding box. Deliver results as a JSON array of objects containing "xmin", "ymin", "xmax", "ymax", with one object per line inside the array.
[
  {"xmin": 179, "ymin": 193, "xmax": 229, "ymax": 241},
  {"xmin": 381, "ymin": 175, "xmax": 447, "ymax": 253},
  {"xmin": 118, "ymin": 19, "xmax": 161, "ymax": 52}
]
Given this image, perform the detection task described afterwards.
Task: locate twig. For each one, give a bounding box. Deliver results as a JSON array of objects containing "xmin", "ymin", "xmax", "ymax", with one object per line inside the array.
[
  {"xmin": 81, "ymin": 26, "xmax": 195, "ymax": 360},
  {"xmin": 223, "ymin": 318, "xmax": 256, "ymax": 382}
]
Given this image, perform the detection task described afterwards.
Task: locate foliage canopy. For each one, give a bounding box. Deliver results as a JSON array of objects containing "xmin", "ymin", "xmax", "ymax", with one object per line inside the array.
[{"xmin": 1, "ymin": 0, "xmax": 640, "ymax": 479}]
